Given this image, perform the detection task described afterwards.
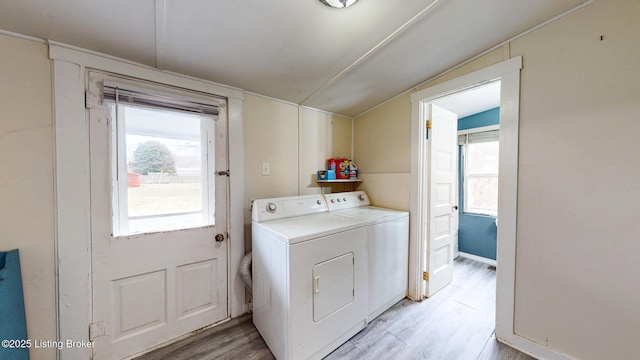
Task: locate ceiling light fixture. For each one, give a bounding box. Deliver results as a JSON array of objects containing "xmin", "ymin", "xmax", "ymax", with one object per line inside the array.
[{"xmin": 319, "ymin": 0, "xmax": 359, "ymax": 9}]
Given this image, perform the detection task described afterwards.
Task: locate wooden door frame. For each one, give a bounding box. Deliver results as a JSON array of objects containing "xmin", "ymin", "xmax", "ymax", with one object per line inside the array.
[
  {"xmin": 51, "ymin": 43, "xmax": 246, "ymax": 359},
  {"xmin": 409, "ymin": 56, "xmax": 541, "ymax": 354}
]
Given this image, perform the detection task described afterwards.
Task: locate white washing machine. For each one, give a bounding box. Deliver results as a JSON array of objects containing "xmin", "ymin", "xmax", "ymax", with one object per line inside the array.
[
  {"xmin": 325, "ymin": 191, "xmax": 409, "ymax": 321},
  {"xmin": 252, "ymin": 194, "xmax": 367, "ymax": 360}
]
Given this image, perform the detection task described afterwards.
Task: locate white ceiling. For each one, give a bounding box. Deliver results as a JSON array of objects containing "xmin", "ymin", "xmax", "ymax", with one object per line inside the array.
[
  {"xmin": 433, "ymin": 80, "xmax": 501, "ymax": 118},
  {"xmin": 0, "ymin": 0, "xmax": 588, "ymax": 117}
]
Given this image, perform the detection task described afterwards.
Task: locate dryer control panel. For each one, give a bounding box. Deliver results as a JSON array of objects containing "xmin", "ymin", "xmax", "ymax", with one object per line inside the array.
[
  {"xmin": 252, "ymin": 194, "xmax": 327, "ymax": 223},
  {"xmin": 325, "ymin": 191, "xmax": 370, "ymax": 211}
]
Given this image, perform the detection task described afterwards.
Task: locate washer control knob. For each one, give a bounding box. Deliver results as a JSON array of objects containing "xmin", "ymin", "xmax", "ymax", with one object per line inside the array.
[
  {"xmin": 343, "ymin": 197, "xmax": 347, "ymax": 202},
  {"xmin": 358, "ymin": 194, "xmax": 365, "ymax": 201},
  {"xmin": 316, "ymin": 200, "xmax": 322, "ymax": 205},
  {"xmin": 331, "ymin": 199, "xmax": 335, "ymax": 203},
  {"xmin": 337, "ymin": 198, "xmax": 341, "ymax": 202},
  {"xmin": 266, "ymin": 203, "xmax": 277, "ymax": 213}
]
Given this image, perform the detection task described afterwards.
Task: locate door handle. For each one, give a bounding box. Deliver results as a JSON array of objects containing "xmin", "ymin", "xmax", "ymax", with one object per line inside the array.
[
  {"xmin": 215, "ymin": 233, "xmax": 225, "ymax": 242},
  {"xmin": 452, "ymin": 205, "xmax": 459, "ymax": 211}
]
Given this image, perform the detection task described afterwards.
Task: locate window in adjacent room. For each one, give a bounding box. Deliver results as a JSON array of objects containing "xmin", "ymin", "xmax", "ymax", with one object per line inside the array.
[{"xmin": 459, "ymin": 129, "xmax": 499, "ymax": 216}]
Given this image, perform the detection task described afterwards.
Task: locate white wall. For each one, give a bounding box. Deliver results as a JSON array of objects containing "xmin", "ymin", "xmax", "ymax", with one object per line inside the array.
[
  {"xmin": 298, "ymin": 107, "xmax": 352, "ymax": 195},
  {"xmin": 243, "ymin": 94, "xmax": 353, "ymax": 248},
  {"xmin": 243, "ymin": 94, "xmax": 300, "ymax": 205},
  {"xmin": 353, "ymin": 92, "xmax": 413, "ymax": 211},
  {"xmin": 0, "ymin": 34, "xmax": 57, "ymax": 360},
  {"xmin": 355, "ymin": 0, "xmax": 640, "ymax": 358},
  {"xmin": 510, "ymin": 1, "xmax": 640, "ymax": 358}
]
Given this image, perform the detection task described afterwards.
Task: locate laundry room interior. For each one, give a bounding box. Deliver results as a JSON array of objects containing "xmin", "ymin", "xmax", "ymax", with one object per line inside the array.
[{"xmin": 1, "ymin": 0, "xmax": 639, "ymax": 359}]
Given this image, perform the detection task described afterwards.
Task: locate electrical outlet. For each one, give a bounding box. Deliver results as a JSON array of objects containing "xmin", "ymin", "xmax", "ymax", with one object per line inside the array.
[{"xmin": 262, "ymin": 162, "xmax": 270, "ymax": 176}]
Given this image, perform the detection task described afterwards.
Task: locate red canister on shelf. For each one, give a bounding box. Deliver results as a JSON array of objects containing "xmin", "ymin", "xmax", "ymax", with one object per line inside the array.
[
  {"xmin": 327, "ymin": 158, "xmax": 337, "ymax": 172},
  {"xmin": 337, "ymin": 158, "xmax": 350, "ymax": 179}
]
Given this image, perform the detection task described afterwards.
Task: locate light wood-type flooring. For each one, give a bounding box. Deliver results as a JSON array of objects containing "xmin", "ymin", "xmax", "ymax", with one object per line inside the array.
[{"xmin": 136, "ymin": 257, "xmax": 534, "ymax": 360}]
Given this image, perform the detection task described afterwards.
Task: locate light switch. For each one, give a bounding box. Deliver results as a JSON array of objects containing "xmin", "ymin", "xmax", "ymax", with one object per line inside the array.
[{"xmin": 262, "ymin": 162, "xmax": 270, "ymax": 176}]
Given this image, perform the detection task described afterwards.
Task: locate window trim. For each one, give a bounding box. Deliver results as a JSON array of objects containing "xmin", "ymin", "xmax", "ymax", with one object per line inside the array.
[{"xmin": 458, "ymin": 124, "xmax": 500, "ymax": 136}]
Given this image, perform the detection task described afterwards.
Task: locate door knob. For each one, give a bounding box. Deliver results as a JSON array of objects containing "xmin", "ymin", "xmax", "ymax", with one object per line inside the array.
[
  {"xmin": 452, "ymin": 205, "xmax": 459, "ymax": 211},
  {"xmin": 215, "ymin": 233, "xmax": 225, "ymax": 242}
]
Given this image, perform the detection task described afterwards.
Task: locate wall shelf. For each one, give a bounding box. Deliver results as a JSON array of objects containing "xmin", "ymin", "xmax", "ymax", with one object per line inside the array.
[
  {"xmin": 316, "ymin": 179, "xmax": 363, "ymax": 193},
  {"xmin": 316, "ymin": 179, "xmax": 363, "ymax": 184}
]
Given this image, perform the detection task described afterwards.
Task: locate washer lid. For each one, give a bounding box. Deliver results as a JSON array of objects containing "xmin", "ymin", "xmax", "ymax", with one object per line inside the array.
[
  {"xmin": 254, "ymin": 213, "xmax": 364, "ymax": 244},
  {"xmin": 332, "ymin": 206, "xmax": 408, "ymax": 224}
]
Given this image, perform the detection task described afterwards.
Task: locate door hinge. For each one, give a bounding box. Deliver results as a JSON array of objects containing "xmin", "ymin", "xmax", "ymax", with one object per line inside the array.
[
  {"xmin": 423, "ymin": 271, "xmax": 429, "ymax": 281},
  {"xmin": 89, "ymin": 322, "xmax": 105, "ymax": 341},
  {"xmin": 216, "ymin": 170, "xmax": 230, "ymax": 176},
  {"xmin": 426, "ymin": 120, "xmax": 432, "ymax": 129}
]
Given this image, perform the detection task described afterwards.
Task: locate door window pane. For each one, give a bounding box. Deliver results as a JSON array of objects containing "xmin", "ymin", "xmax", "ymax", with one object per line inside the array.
[{"xmin": 108, "ymin": 102, "xmax": 215, "ymax": 236}]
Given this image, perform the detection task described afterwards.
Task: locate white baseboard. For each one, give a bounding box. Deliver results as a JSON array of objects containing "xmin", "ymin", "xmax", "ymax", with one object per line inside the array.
[
  {"xmin": 497, "ymin": 333, "xmax": 573, "ymax": 360},
  {"xmin": 458, "ymin": 252, "xmax": 497, "ymax": 267}
]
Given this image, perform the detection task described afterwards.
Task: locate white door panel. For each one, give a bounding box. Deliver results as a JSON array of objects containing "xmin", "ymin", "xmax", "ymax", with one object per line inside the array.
[
  {"xmin": 425, "ymin": 104, "xmax": 458, "ymax": 297},
  {"xmin": 88, "ymin": 72, "xmax": 228, "ymax": 360}
]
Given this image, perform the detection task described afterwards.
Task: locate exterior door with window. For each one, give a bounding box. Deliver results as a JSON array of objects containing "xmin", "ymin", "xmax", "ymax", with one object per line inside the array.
[{"xmin": 87, "ymin": 72, "xmax": 229, "ymax": 360}]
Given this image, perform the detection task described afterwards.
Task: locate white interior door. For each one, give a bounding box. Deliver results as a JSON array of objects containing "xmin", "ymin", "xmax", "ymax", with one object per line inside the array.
[
  {"xmin": 424, "ymin": 104, "xmax": 458, "ymax": 297},
  {"xmin": 88, "ymin": 73, "xmax": 229, "ymax": 360}
]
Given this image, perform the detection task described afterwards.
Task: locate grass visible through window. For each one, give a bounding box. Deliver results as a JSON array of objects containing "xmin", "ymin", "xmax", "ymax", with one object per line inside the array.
[{"xmin": 128, "ymin": 183, "xmax": 202, "ymax": 217}]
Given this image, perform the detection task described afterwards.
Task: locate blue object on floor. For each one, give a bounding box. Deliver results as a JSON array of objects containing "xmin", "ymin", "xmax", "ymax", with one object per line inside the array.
[{"xmin": 0, "ymin": 249, "xmax": 29, "ymax": 360}]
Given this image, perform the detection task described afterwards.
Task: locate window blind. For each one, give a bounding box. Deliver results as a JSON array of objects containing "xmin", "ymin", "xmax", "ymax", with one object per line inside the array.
[
  {"xmin": 458, "ymin": 129, "xmax": 499, "ymax": 145},
  {"xmin": 103, "ymin": 86, "xmax": 219, "ymax": 117}
]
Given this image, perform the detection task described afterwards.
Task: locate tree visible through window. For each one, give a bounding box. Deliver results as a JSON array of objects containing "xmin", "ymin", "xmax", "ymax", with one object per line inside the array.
[{"xmin": 131, "ymin": 140, "xmax": 177, "ymax": 175}]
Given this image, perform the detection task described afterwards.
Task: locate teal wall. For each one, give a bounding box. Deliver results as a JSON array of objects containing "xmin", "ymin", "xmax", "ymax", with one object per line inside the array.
[
  {"xmin": 458, "ymin": 107, "xmax": 500, "ymax": 130},
  {"xmin": 458, "ymin": 215, "xmax": 497, "ymax": 259},
  {"xmin": 458, "ymin": 107, "xmax": 499, "ymax": 260}
]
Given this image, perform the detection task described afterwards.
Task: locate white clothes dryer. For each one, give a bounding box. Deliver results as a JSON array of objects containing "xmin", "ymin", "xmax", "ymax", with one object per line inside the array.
[
  {"xmin": 252, "ymin": 194, "xmax": 367, "ymax": 360},
  {"xmin": 325, "ymin": 191, "xmax": 409, "ymax": 321}
]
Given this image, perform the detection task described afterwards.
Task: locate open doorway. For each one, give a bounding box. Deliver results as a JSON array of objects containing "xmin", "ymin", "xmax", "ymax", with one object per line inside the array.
[
  {"xmin": 416, "ymin": 81, "xmax": 501, "ymax": 299},
  {"xmin": 408, "ymin": 57, "xmax": 522, "ymax": 344},
  {"xmin": 413, "ymin": 82, "xmax": 502, "ymax": 344},
  {"xmin": 434, "ymin": 80, "xmax": 501, "ymax": 268}
]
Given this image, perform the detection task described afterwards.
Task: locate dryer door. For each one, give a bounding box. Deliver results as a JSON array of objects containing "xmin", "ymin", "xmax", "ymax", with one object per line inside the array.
[{"xmin": 313, "ymin": 253, "xmax": 354, "ymax": 322}]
